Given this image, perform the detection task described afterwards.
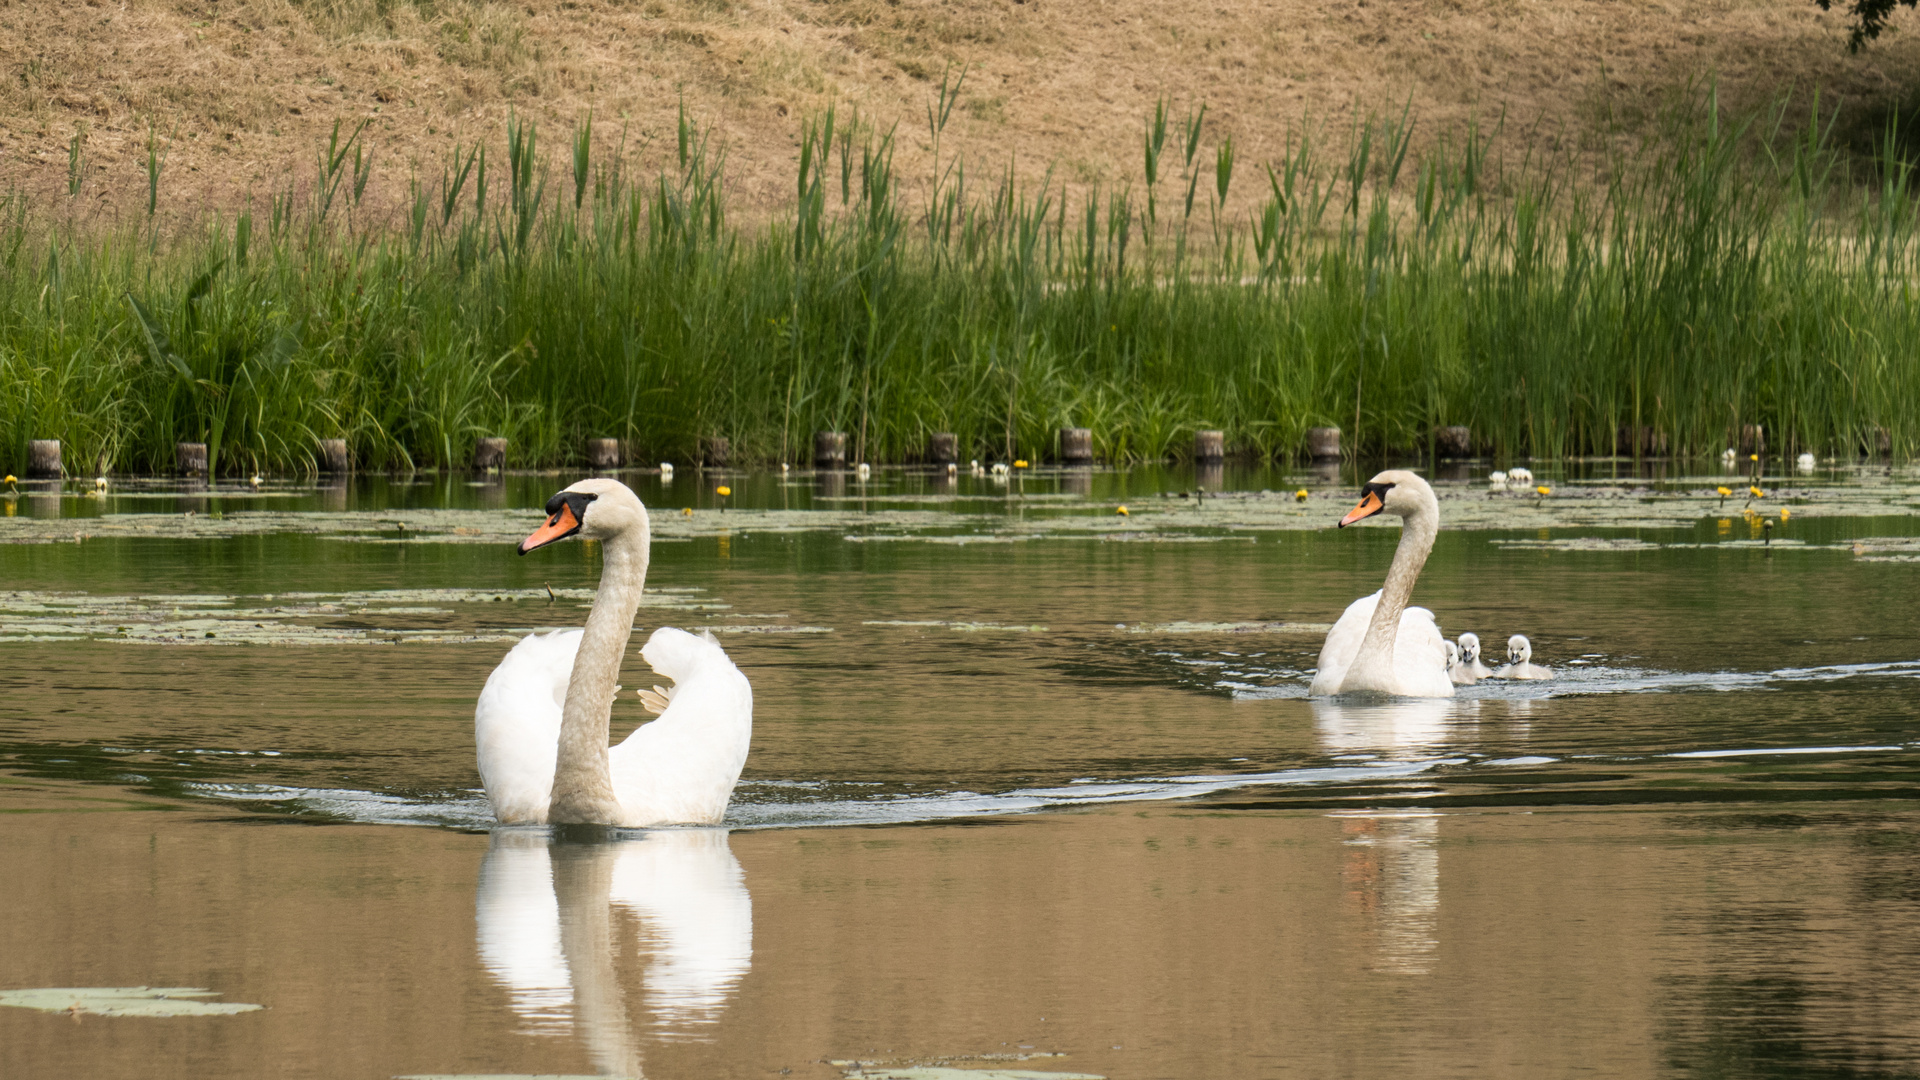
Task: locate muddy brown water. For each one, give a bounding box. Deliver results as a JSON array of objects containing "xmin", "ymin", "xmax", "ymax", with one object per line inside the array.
[{"xmin": 5, "ymin": 464, "xmax": 1920, "ymax": 1080}]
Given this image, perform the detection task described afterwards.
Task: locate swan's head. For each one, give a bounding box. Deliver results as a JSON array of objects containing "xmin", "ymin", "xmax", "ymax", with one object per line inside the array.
[
  {"xmin": 1507, "ymin": 634, "xmax": 1531, "ymax": 664},
  {"xmin": 1459, "ymin": 632, "xmax": 1481, "ymax": 663},
  {"xmin": 519, "ymin": 478, "xmax": 649, "ymax": 554},
  {"xmin": 1338, "ymin": 470, "xmax": 1436, "ymax": 527},
  {"xmin": 1444, "ymin": 640, "xmax": 1461, "ymax": 669}
]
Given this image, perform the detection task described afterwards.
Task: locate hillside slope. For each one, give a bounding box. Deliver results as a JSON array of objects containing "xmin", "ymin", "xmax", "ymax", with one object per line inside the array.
[{"xmin": 3, "ymin": 0, "xmax": 1919, "ymax": 221}]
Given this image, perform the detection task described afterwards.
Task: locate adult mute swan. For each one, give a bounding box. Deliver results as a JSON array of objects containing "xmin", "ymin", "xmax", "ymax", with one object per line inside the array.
[
  {"xmin": 1309, "ymin": 470, "xmax": 1454, "ymax": 698},
  {"xmin": 475, "ymin": 478, "xmax": 753, "ymax": 826},
  {"xmin": 1492, "ymin": 634, "xmax": 1554, "ymax": 680}
]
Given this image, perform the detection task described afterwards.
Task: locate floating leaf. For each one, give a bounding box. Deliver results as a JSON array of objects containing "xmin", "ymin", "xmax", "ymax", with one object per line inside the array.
[
  {"xmin": 846, "ymin": 1070, "xmax": 1102, "ymax": 1080},
  {"xmin": 0, "ymin": 987, "xmax": 262, "ymax": 1017}
]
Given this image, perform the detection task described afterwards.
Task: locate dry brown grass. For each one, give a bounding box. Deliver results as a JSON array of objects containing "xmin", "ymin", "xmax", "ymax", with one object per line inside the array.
[{"xmin": 4, "ymin": 0, "xmax": 1920, "ymax": 222}]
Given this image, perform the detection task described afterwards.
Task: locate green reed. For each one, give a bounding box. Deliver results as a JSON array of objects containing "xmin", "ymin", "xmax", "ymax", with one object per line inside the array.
[{"xmin": 3, "ymin": 86, "xmax": 1919, "ymax": 475}]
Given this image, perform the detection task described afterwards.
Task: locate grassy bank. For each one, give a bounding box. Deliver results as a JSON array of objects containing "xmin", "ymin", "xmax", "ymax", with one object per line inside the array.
[{"xmin": 2, "ymin": 91, "xmax": 1918, "ymax": 475}]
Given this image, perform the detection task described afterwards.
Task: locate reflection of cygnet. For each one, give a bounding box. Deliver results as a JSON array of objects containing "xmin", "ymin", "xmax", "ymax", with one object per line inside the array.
[
  {"xmin": 1456, "ymin": 632, "xmax": 1495, "ymax": 679},
  {"xmin": 1492, "ymin": 634, "xmax": 1554, "ymax": 680}
]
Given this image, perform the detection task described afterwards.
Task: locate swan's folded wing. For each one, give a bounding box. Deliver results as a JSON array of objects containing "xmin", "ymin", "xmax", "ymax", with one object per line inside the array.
[
  {"xmin": 475, "ymin": 628, "xmax": 581, "ymax": 824},
  {"xmin": 1309, "ymin": 591, "xmax": 1380, "ymax": 696},
  {"xmin": 1395, "ymin": 606, "xmax": 1457, "ymax": 698},
  {"xmin": 637, "ymin": 687, "xmax": 671, "ymax": 715}
]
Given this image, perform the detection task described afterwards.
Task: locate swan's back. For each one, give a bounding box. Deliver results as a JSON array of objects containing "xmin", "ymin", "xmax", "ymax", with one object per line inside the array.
[
  {"xmin": 476, "ymin": 629, "xmax": 581, "ymax": 824},
  {"xmin": 610, "ymin": 628, "xmax": 753, "ymax": 826},
  {"xmin": 1310, "ymin": 591, "xmax": 1453, "ymax": 697}
]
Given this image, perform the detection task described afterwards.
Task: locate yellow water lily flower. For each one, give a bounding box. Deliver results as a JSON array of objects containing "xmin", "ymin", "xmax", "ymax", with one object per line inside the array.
[
  {"xmin": 1749, "ymin": 486, "xmax": 1765, "ymax": 498},
  {"xmin": 1294, "ymin": 489, "xmax": 1309, "ymax": 502},
  {"xmin": 1535, "ymin": 485, "xmax": 1551, "ymax": 496},
  {"xmin": 1781, "ymin": 508, "xmax": 1792, "ymax": 521},
  {"xmin": 1116, "ymin": 505, "xmax": 1129, "ymax": 516},
  {"xmin": 1014, "ymin": 460, "xmax": 1029, "ymax": 469},
  {"xmin": 681, "ymin": 507, "xmax": 693, "ymax": 517},
  {"xmin": 716, "ymin": 486, "xmax": 732, "ymax": 497}
]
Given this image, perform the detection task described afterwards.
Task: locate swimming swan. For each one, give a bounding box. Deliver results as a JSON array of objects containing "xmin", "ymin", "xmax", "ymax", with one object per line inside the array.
[
  {"xmin": 1456, "ymin": 632, "xmax": 1495, "ymax": 679},
  {"xmin": 1309, "ymin": 470, "xmax": 1454, "ymax": 698},
  {"xmin": 475, "ymin": 478, "xmax": 753, "ymax": 826},
  {"xmin": 1491, "ymin": 634, "xmax": 1554, "ymax": 680}
]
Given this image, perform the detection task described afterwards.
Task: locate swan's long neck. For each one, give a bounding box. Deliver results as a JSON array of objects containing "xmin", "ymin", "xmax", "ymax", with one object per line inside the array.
[
  {"xmin": 548, "ymin": 528, "xmax": 649, "ymax": 824},
  {"xmin": 1351, "ymin": 501, "xmax": 1438, "ymax": 679}
]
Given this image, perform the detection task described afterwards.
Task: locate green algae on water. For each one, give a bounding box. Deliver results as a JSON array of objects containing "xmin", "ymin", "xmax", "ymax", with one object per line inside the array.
[{"xmin": 0, "ymin": 987, "xmax": 262, "ymax": 1017}]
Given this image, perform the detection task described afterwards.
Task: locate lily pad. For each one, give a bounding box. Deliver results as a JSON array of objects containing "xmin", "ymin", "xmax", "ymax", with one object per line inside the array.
[
  {"xmin": 0, "ymin": 986, "xmax": 262, "ymax": 1016},
  {"xmin": 846, "ymin": 1070, "xmax": 1102, "ymax": 1080}
]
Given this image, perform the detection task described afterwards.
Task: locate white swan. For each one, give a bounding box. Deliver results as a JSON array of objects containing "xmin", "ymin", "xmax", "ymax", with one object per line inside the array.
[
  {"xmin": 1456, "ymin": 632, "xmax": 1495, "ymax": 680},
  {"xmin": 1309, "ymin": 470, "xmax": 1454, "ymax": 698},
  {"xmin": 475, "ymin": 478, "xmax": 753, "ymax": 826},
  {"xmin": 1491, "ymin": 634, "xmax": 1554, "ymax": 680}
]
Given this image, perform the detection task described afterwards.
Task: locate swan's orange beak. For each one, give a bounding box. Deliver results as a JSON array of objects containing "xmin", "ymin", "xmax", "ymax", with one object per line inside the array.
[
  {"xmin": 1339, "ymin": 490, "xmax": 1385, "ymax": 528},
  {"xmin": 519, "ymin": 502, "xmax": 582, "ymax": 554}
]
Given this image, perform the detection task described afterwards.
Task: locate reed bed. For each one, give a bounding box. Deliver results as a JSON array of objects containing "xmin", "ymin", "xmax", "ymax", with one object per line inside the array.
[{"xmin": 3, "ymin": 88, "xmax": 1918, "ymax": 475}]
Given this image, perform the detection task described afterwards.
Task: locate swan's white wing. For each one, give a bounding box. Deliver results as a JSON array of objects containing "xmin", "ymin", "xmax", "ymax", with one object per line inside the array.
[
  {"xmin": 475, "ymin": 832, "xmax": 573, "ymax": 1031},
  {"xmin": 1311, "ymin": 596, "xmax": 1454, "ymax": 698},
  {"xmin": 476, "ymin": 629, "xmax": 581, "ymax": 824},
  {"xmin": 607, "ymin": 830, "xmax": 752, "ymax": 1037},
  {"xmin": 1310, "ymin": 591, "xmax": 1380, "ymax": 696},
  {"xmin": 609, "ymin": 629, "xmax": 753, "ymax": 827},
  {"xmin": 1393, "ymin": 606, "xmax": 1457, "ymax": 698}
]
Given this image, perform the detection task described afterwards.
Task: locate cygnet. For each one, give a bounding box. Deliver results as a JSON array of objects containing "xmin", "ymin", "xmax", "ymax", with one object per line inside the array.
[
  {"xmin": 1456, "ymin": 632, "xmax": 1495, "ymax": 679},
  {"xmin": 1796, "ymin": 452, "xmax": 1816, "ymax": 472},
  {"xmin": 1492, "ymin": 634, "xmax": 1554, "ymax": 680},
  {"xmin": 1445, "ymin": 640, "xmax": 1478, "ymax": 686}
]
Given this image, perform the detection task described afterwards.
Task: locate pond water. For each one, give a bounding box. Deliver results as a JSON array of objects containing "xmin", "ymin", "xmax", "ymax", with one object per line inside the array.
[{"xmin": 5, "ymin": 463, "xmax": 1920, "ymax": 1080}]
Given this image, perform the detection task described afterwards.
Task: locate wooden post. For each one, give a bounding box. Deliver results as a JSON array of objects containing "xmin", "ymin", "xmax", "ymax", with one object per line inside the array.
[
  {"xmin": 1060, "ymin": 427, "xmax": 1094, "ymax": 465},
  {"xmin": 1615, "ymin": 426, "xmax": 1667, "ymax": 457},
  {"xmin": 814, "ymin": 431, "xmax": 847, "ymax": 469},
  {"xmin": 473, "ymin": 437, "xmax": 507, "ymax": 471},
  {"xmin": 26, "ymin": 440, "xmax": 60, "ymax": 478},
  {"xmin": 1193, "ymin": 429, "xmax": 1225, "ymax": 462},
  {"xmin": 586, "ymin": 438, "xmax": 621, "ymax": 469},
  {"xmin": 927, "ymin": 432, "xmax": 958, "ymax": 464},
  {"xmin": 701, "ymin": 437, "xmax": 730, "ymax": 468},
  {"xmin": 176, "ymin": 442, "xmax": 209, "ymax": 476},
  {"xmin": 317, "ymin": 438, "xmax": 349, "ymax": 474},
  {"xmin": 1307, "ymin": 427, "xmax": 1342, "ymax": 461},
  {"xmin": 1436, "ymin": 426, "xmax": 1471, "ymax": 459}
]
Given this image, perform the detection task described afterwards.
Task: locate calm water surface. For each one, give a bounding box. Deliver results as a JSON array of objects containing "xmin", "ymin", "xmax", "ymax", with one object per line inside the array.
[{"xmin": 4, "ymin": 465, "xmax": 1920, "ymax": 1080}]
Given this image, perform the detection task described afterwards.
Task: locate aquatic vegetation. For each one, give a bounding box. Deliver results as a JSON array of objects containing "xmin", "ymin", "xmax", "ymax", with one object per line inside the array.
[
  {"xmin": 0, "ymin": 585, "xmax": 727, "ymax": 644},
  {"xmin": 0, "ymin": 987, "xmax": 261, "ymax": 1017},
  {"xmin": 4, "ymin": 94, "xmax": 1920, "ymax": 471}
]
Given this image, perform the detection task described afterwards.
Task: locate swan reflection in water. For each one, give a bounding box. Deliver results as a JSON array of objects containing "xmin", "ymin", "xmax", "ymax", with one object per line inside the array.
[
  {"xmin": 1312, "ymin": 698, "xmax": 1446, "ymax": 975},
  {"xmin": 1311, "ymin": 695, "xmax": 1455, "ymax": 758},
  {"xmin": 476, "ymin": 828, "xmax": 752, "ymax": 1076}
]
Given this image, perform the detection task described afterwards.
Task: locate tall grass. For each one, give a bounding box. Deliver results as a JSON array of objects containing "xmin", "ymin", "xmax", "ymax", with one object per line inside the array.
[{"xmin": 3, "ymin": 86, "xmax": 1919, "ymax": 474}]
